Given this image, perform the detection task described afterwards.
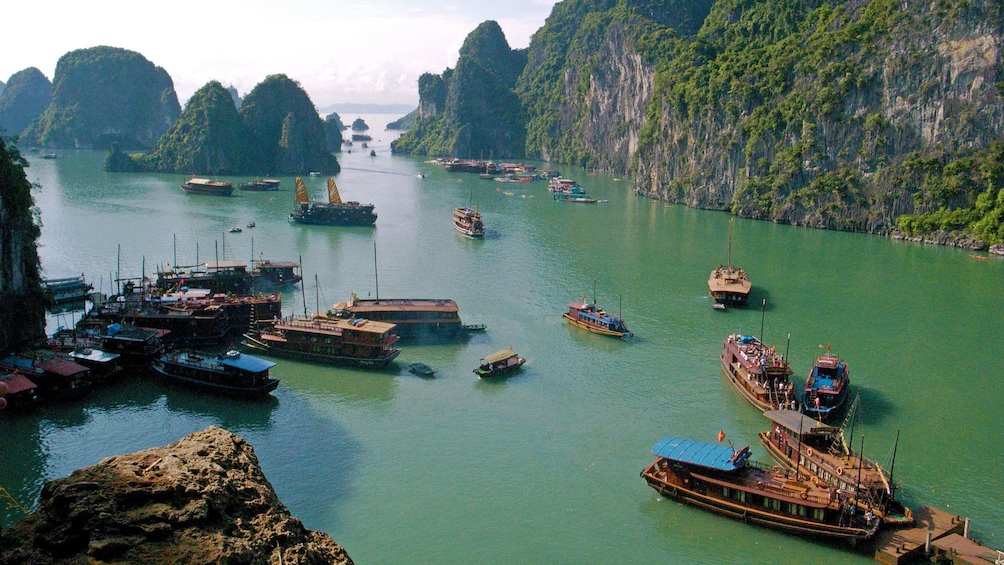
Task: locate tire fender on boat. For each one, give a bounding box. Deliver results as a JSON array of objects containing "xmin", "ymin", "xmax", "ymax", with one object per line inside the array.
[
  {"xmin": 806, "ymin": 448, "xmax": 814, "ymax": 457},
  {"xmin": 771, "ymin": 465, "xmax": 781, "ymax": 474},
  {"xmin": 799, "ymin": 491, "xmax": 809, "ymax": 500},
  {"xmin": 836, "ymin": 467, "xmax": 844, "ymax": 476},
  {"xmin": 756, "ymin": 481, "xmax": 764, "ymax": 489}
]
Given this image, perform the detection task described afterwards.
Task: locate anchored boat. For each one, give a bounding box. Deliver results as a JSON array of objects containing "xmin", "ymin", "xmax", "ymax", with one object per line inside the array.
[
  {"xmin": 708, "ymin": 219, "xmax": 751, "ymax": 308},
  {"xmin": 474, "ymin": 348, "xmax": 525, "ymax": 379},
  {"xmin": 802, "ymin": 347, "xmax": 851, "ymax": 421},
  {"xmin": 289, "ymin": 177, "xmax": 376, "ymax": 226},
  {"xmin": 243, "ymin": 315, "xmax": 400, "ymax": 369},
  {"xmin": 562, "ymin": 286, "xmax": 631, "ymax": 338},
  {"xmin": 721, "ymin": 333, "xmax": 795, "ymax": 412},
  {"xmin": 151, "ymin": 350, "xmax": 279, "ymax": 398}
]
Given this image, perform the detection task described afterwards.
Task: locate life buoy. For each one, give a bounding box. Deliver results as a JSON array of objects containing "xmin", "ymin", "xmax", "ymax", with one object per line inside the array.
[
  {"xmin": 799, "ymin": 491, "xmax": 809, "ymax": 500},
  {"xmin": 836, "ymin": 467, "xmax": 844, "ymax": 476},
  {"xmin": 756, "ymin": 481, "xmax": 764, "ymax": 489},
  {"xmin": 772, "ymin": 465, "xmax": 781, "ymax": 474},
  {"xmin": 806, "ymin": 448, "xmax": 814, "ymax": 457}
]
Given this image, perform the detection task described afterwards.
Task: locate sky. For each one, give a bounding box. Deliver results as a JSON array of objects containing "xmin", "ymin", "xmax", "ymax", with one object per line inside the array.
[{"xmin": 2, "ymin": 0, "xmax": 559, "ymax": 109}]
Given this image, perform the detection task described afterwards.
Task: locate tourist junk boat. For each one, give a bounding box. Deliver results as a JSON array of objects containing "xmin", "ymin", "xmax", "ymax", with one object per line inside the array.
[
  {"xmin": 758, "ymin": 408, "xmax": 913, "ymax": 527},
  {"xmin": 332, "ymin": 293, "xmax": 478, "ymax": 341},
  {"xmin": 802, "ymin": 347, "xmax": 851, "ymax": 421},
  {"xmin": 289, "ymin": 177, "xmax": 376, "ymax": 226},
  {"xmin": 151, "ymin": 350, "xmax": 279, "ymax": 398},
  {"xmin": 474, "ymin": 347, "xmax": 526, "ymax": 379},
  {"xmin": 562, "ymin": 288, "xmax": 631, "ymax": 338},
  {"xmin": 181, "ymin": 177, "xmax": 234, "ymax": 196},
  {"xmin": 237, "ymin": 178, "xmax": 280, "ymax": 191},
  {"xmin": 453, "ymin": 205, "xmax": 485, "ymax": 237},
  {"xmin": 708, "ymin": 219, "xmax": 751, "ymax": 309},
  {"xmin": 43, "ymin": 275, "xmax": 93, "ymax": 304},
  {"xmin": 640, "ymin": 436, "xmax": 881, "ymax": 541},
  {"xmin": 252, "ymin": 259, "xmax": 302, "ymax": 288},
  {"xmin": 243, "ymin": 315, "xmax": 401, "ymax": 369},
  {"xmin": 721, "ymin": 333, "xmax": 796, "ymax": 412},
  {"xmin": 158, "ymin": 259, "xmax": 302, "ymax": 294}
]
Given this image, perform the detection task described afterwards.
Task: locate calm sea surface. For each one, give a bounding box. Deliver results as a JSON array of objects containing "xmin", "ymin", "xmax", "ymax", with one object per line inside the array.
[{"xmin": 2, "ymin": 115, "xmax": 1002, "ymax": 563}]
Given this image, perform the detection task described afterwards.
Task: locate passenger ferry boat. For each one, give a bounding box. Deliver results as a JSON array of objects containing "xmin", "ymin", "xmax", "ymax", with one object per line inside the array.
[
  {"xmin": 640, "ymin": 436, "xmax": 880, "ymax": 541},
  {"xmin": 562, "ymin": 293, "xmax": 631, "ymax": 338},
  {"xmin": 243, "ymin": 315, "xmax": 400, "ymax": 369},
  {"xmin": 721, "ymin": 334, "xmax": 795, "ymax": 412},
  {"xmin": 289, "ymin": 177, "xmax": 376, "ymax": 226},
  {"xmin": 151, "ymin": 350, "xmax": 279, "ymax": 398},
  {"xmin": 707, "ymin": 219, "xmax": 751, "ymax": 308},
  {"xmin": 453, "ymin": 206, "xmax": 484, "ymax": 238},
  {"xmin": 759, "ymin": 409, "xmax": 913, "ymax": 527},
  {"xmin": 237, "ymin": 178, "xmax": 280, "ymax": 191},
  {"xmin": 181, "ymin": 177, "xmax": 234, "ymax": 196},
  {"xmin": 802, "ymin": 349, "xmax": 851, "ymax": 421},
  {"xmin": 331, "ymin": 294, "xmax": 472, "ymax": 341},
  {"xmin": 474, "ymin": 347, "xmax": 526, "ymax": 379}
]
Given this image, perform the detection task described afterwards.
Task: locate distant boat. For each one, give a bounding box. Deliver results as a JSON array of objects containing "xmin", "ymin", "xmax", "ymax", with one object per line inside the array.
[
  {"xmin": 41, "ymin": 152, "xmax": 57, "ymax": 159},
  {"xmin": 801, "ymin": 347, "xmax": 851, "ymax": 421},
  {"xmin": 563, "ymin": 285, "xmax": 631, "ymax": 338},
  {"xmin": 237, "ymin": 178, "xmax": 280, "ymax": 191},
  {"xmin": 289, "ymin": 177, "xmax": 377, "ymax": 226},
  {"xmin": 708, "ymin": 219, "xmax": 751, "ymax": 308},
  {"xmin": 640, "ymin": 436, "xmax": 880, "ymax": 541},
  {"xmin": 151, "ymin": 350, "xmax": 279, "ymax": 398},
  {"xmin": 552, "ymin": 192, "xmax": 597, "ymax": 203},
  {"xmin": 182, "ymin": 177, "xmax": 234, "ymax": 196},
  {"xmin": 474, "ymin": 347, "xmax": 526, "ymax": 379},
  {"xmin": 408, "ymin": 363, "xmax": 436, "ymax": 377},
  {"xmin": 453, "ymin": 187, "xmax": 484, "ymax": 238},
  {"xmin": 721, "ymin": 333, "xmax": 795, "ymax": 412},
  {"xmin": 43, "ymin": 275, "xmax": 93, "ymax": 304},
  {"xmin": 246, "ymin": 221, "xmax": 256, "ymax": 228},
  {"xmin": 228, "ymin": 226, "xmax": 242, "ymax": 233}
]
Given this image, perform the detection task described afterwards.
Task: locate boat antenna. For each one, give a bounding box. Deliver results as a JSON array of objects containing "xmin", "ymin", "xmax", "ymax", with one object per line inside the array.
[
  {"xmin": 794, "ymin": 414, "xmax": 804, "ymax": 481},
  {"xmin": 784, "ymin": 333, "xmax": 791, "ymax": 365},
  {"xmin": 300, "ymin": 254, "xmax": 307, "ymax": 319},
  {"xmin": 856, "ymin": 435, "xmax": 865, "ymax": 501},
  {"xmin": 215, "ymin": 240, "xmax": 220, "ymax": 289},
  {"xmin": 373, "ymin": 242, "xmax": 379, "ymax": 303},
  {"xmin": 888, "ymin": 429, "xmax": 900, "ymax": 494},
  {"xmin": 250, "ymin": 237, "xmax": 256, "ymax": 294},
  {"xmin": 173, "ymin": 234, "xmax": 177, "ymax": 273},
  {"xmin": 116, "ymin": 244, "xmax": 121, "ymax": 296},
  {"xmin": 619, "ymin": 293, "xmax": 623, "ymax": 322},
  {"xmin": 222, "ymin": 231, "xmax": 226, "ymax": 261},
  {"xmin": 315, "ymin": 273, "xmax": 320, "ymax": 318},
  {"xmin": 759, "ymin": 299, "xmax": 766, "ymax": 344},
  {"xmin": 727, "ymin": 218, "xmax": 733, "ymax": 271},
  {"xmin": 593, "ymin": 279, "xmax": 597, "ymax": 305},
  {"xmin": 141, "ymin": 255, "xmax": 146, "ymax": 306},
  {"xmin": 196, "ymin": 241, "xmax": 199, "ymax": 267}
]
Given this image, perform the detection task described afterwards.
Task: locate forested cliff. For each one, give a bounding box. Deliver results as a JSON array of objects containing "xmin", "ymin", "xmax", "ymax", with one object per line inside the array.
[
  {"xmin": 0, "ymin": 68, "xmax": 52, "ymax": 138},
  {"xmin": 397, "ymin": 0, "xmax": 1004, "ymax": 245}
]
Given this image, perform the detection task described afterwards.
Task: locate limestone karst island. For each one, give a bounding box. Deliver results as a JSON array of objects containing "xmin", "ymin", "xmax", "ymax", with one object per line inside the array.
[{"xmin": 1, "ymin": 1, "xmax": 1003, "ymax": 563}]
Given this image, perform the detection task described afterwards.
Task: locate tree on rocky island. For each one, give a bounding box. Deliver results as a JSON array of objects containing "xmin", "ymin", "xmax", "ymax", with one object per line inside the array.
[
  {"xmin": 324, "ymin": 112, "xmax": 345, "ymax": 152},
  {"xmin": 0, "ymin": 68, "xmax": 52, "ymax": 138},
  {"xmin": 351, "ymin": 117, "xmax": 369, "ymax": 131}
]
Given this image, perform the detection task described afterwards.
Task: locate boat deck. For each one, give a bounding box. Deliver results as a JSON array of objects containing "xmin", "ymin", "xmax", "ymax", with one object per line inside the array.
[{"xmin": 867, "ymin": 505, "xmax": 966, "ymax": 564}]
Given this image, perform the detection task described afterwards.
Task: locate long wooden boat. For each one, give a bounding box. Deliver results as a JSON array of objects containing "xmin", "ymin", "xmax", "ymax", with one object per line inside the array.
[
  {"xmin": 474, "ymin": 348, "xmax": 525, "ymax": 379},
  {"xmin": 151, "ymin": 350, "xmax": 279, "ymax": 398},
  {"xmin": 331, "ymin": 294, "xmax": 474, "ymax": 341},
  {"xmin": 721, "ymin": 334, "xmax": 795, "ymax": 412},
  {"xmin": 289, "ymin": 177, "xmax": 376, "ymax": 226},
  {"xmin": 640, "ymin": 436, "xmax": 880, "ymax": 541},
  {"xmin": 802, "ymin": 350, "xmax": 851, "ymax": 421},
  {"xmin": 563, "ymin": 296, "xmax": 631, "ymax": 338},
  {"xmin": 182, "ymin": 177, "xmax": 234, "ymax": 196},
  {"xmin": 243, "ymin": 315, "xmax": 400, "ymax": 369},
  {"xmin": 238, "ymin": 178, "xmax": 280, "ymax": 191},
  {"xmin": 759, "ymin": 409, "xmax": 913, "ymax": 527}
]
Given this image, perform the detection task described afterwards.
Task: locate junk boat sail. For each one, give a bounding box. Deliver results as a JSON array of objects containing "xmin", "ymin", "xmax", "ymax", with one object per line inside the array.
[
  {"xmin": 759, "ymin": 407, "xmax": 913, "ymax": 527},
  {"xmin": 721, "ymin": 333, "xmax": 795, "ymax": 412},
  {"xmin": 802, "ymin": 346, "xmax": 851, "ymax": 421},
  {"xmin": 243, "ymin": 315, "xmax": 400, "ymax": 369},
  {"xmin": 708, "ymin": 219, "xmax": 751, "ymax": 308},
  {"xmin": 151, "ymin": 350, "xmax": 279, "ymax": 398},
  {"xmin": 181, "ymin": 177, "xmax": 234, "ymax": 196},
  {"xmin": 289, "ymin": 177, "xmax": 376, "ymax": 226},
  {"xmin": 640, "ymin": 436, "xmax": 881, "ymax": 541}
]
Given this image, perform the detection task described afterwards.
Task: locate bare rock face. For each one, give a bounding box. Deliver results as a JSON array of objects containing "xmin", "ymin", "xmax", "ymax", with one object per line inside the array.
[{"xmin": 0, "ymin": 426, "xmax": 352, "ymax": 565}]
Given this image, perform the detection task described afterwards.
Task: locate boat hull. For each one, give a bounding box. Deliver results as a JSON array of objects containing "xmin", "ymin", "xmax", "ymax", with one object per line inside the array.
[
  {"xmin": 474, "ymin": 357, "xmax": 525, "ymax": 379},
  {"xmin": 290, "ymin": 204, "xmax": 376, "ymax": 226},
  {"xmin": 562, "ymin": 313, "xmax": 630, "ymax": 338},
  {"xmin": 151, "ymin": 363, "xmax": 278, "ymax": 398},
  {"xmin": 242, "ymin": 335, "xmax": 400, "ymax": 369}
]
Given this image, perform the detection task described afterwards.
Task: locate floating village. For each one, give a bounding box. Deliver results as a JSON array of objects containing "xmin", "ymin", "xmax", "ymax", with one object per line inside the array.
[{"xmin": 3, "ymin": 159, "xmax": 1002, "ymax": 565}]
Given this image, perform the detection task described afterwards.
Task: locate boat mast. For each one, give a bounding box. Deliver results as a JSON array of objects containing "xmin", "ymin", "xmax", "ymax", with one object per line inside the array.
[
  {"xmin": 314, "ymin": 273, "xmax": 320, "ymax": 318},
  {"xmin": 173, "ymin": 234, "xmax": 177, "ymax": 274},
  {"xmin": 727, "ymin": 218, "xmax": 733, "ymax": 271},
  {"xmin": 593, "ymin": 280, "xmax": 597, "ymax": 305},
  {"xmin": 759, "ymin": 299, "xmax": 766, "ymax": 344},
  {"xmin": 856, "ymin": 435, "xmax": 865, "ymax": 502},
  {"xmin": 888, "ymin": 429, "xmax": 900, "ymax": 493},
  {"xmin": 215, "ymin": 240, "xmax": 220, "ymax": 290},
  {"xmin": 116, "ymin": 244, "xmax": 121, "ymax": 296},
  {"xmin": 300, "ymin": 254, "xmax": 307, "ymax": 319},
  {"xmin": 373, "ymin": 242, "xmax": 380, "ymax": 303}
]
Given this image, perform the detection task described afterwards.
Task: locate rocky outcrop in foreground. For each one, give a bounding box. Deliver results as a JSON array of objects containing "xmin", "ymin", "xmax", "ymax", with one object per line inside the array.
[{"xmin": 0, "ymin": 426, "xmax": 352, "ymax": 565}]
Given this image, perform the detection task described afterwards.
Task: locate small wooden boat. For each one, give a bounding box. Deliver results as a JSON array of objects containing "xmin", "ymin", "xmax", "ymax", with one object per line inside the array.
[
  {"xmin": 182, "ymin": 177, "xmax": 234, "ymax": 196},
  {"xmin": 563, "ymin": 288, "xmax": 631, "ymax": 338},
  {"xmin": 238, "ymin": 179, "xmax": 280, "ymax": 191},
  {"xmin": 721, "ymin": 333, "xmax": 795, "ymax": 412},
  {"xmin": 246, "ymin": 221, "xmax": 256, "ymax": 228},
  {"xmin": 228, "ymin": 226, "xmax": 242, "ymax": 233},
  {"xmin": 151, "ymin": 350, "xmax": 279, "ymax": 398},
  {"xmin": 640, "ymin": 436, "xmax": 880, "ymax": 541},
  {"xmin": 408, "ymin": 363, "xmax": 436, "ymax": 377},
  {"xmin": 801, "ymin": 347, "xmax": 850, "ymax": 421},
  {"xmin": 474, "ymin": 348, "xmax": 525, "ymax": 379}
]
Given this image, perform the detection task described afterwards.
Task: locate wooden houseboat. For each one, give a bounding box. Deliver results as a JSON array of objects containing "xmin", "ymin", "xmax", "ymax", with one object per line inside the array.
[
  {"xmin": 289, "ymin": 177, "xmax": 376, "ymax": 226},
  {"xmin": 243, "ymin": 315, "xmax": 400, "ymax": 369},
  {"xmin": 181, "ymin": 178, "xmax": 234, "ymax": 196},
  {"xmin": 151, "ymin": 350, "xmax": 279, "ymax": 398},
  {"xmin": 759, "ymin": 409, "xmax": 912, "ymax": 526},
  {"xmin": 453, "ymin": 206, "xmax": 485, "ymax": 238},
  {"xmin": 474, "ymin": 348, "xmax": 526, "ymax": 379},
  {"xmin": 0, "ymin": 355, "xmax": 93, "ymax": 400},
  {"xmin": 640, "ymin": 436, "xmax": 880, "ymax": 541},
  {"xmin": 331, "ymin": 294, "xmax": 473, "ymax": 341},
  {"xmin": 721, "ymin": 334, "xmax": 795, "ymax": 412},
  {"xmin": 238, "ymin": 178, "xmax": 280, "ymax": 191}
]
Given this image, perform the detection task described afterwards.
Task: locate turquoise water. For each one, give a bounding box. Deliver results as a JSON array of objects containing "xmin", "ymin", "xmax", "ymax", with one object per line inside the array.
[{"xmin": 2, "ymin": 116, "xmax": 1002, "ymax": 563}]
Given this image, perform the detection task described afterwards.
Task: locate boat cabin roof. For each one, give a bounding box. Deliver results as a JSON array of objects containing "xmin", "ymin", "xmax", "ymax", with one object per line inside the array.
[
  {"xmin": 218, "ymin": 351, "xmax": 275, "ymax": 373},
  {"xmin": 336, "ymin": 298, "xmax": 459, "ymax": 312},
  {"xmin": 764, "ymin": 409, "xmax": 838, "ymax": 435},
  {"xmin": 481, "ymin": 348, "xmax": 518, "ymax": 364},
  {"xmin": 1, "ymin": 372, "xmax": 37, "ymax": 393},
  {"xmin": 651, "ymin": 437, "xmax": 749, "ymax": 471},
  {"xmin": 815, "ymin": 355, "xmax": 842, "ymax": 369},
  {"xmin": 203, "ymin": 260, "xmax": 248, "ymax": 271}
]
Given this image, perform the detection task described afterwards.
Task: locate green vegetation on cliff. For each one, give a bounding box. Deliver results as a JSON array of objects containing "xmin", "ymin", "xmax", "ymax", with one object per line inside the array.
[
  {"xmin": 0, "ymin": 68, "xmax": 52, "ymax": 138},
  {"xmin": 0, "ymin": 136, "xmax": 47, "ymax": 353},
  {"xmin": 22, "ymin": 46, "xmax": 180, "ymax": 150},
  {"xmin": 385, "ymin": 108, "xmax": 417, "ymax": 131},
  {"xmin": 108, "ymin": 75, "xmax": 339, "ymax": 176}
]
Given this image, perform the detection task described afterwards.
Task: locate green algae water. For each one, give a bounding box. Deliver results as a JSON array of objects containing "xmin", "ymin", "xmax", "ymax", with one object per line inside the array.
[{"xmin": 2, "ymin": 116, "xmax": 1002, "ymax": 563}]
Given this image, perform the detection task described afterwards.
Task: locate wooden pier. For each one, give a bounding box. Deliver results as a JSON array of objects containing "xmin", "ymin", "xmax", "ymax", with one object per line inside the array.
[{"xmin": 867, "ymin": 505, "xmax": 989, "ymax": 564}]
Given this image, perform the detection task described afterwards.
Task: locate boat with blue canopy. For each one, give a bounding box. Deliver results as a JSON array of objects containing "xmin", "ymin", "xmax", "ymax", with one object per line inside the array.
[
  {"xmin": 151, "ymin": 350, "xmax": 279, "ymax": 398},
  {"xmin": 801, "ymin": 347, "xmax": 851, "ymax": 421},
  {"xmin": 640, "ymin": 435, "xmax": 881, "ymax": 541}
]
